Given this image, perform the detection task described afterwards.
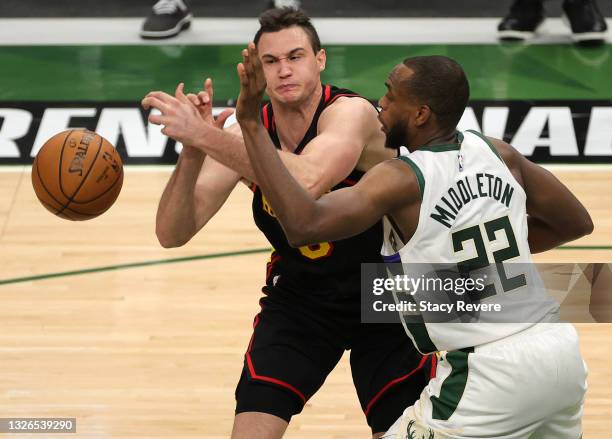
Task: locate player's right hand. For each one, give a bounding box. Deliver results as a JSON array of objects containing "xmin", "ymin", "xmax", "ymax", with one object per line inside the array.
[{"xmin": 236, "ymin": 42, "xmax": 267, "ymax": 124}]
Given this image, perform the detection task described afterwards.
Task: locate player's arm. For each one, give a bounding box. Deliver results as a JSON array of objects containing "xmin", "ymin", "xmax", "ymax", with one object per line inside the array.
[
  {"xmin": 195, "ymin": 96, "xmax": 372, "ymax": 197},
  {"xmin": 152, "ymin": 94, "xmax": 241, "ymax": 248},
  {"xmin": 243, "ymin": 122, "xmax": 411, "ymax": 246},
  {"xmin": 491, "ymin": 138, "xmax": 594, "ymax": 253},
  {"xmin": 143, "ymin": 81, "xmax": 372, "ymax": 198},
  {"xmin": 155, "ymin": 143, "xmax": 241, "ymax": 248},
  {"xmin": 276, "ymin": 97, "xmax": 377, "ymax": 196},
  {"xmin": 283, "ymin": 162, "xmax": 414, "ymax": 245},
  {"xmin": 355, "ymin": 125, "xmax": 398, "ymax": 172}
]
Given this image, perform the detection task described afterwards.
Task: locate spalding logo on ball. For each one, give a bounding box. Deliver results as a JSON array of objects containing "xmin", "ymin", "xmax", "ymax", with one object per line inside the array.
[{"xmin": 32, "ymin": 129, "xmax": 124, "ymax": 220}]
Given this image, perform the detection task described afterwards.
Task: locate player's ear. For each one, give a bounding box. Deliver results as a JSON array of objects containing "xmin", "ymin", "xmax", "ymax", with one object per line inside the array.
[
  {"xmin": 316, "ymin": 49, "xmax": 326, "ymax": 72},
  {"xmin": 415, "ymin": 105, "xmax": 432, "ymax": 127}
]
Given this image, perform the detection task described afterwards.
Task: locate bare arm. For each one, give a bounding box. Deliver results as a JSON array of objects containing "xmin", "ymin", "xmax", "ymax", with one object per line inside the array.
[
  {"xmin": 149, "ymin": 88, "xmax": 241, "ymax": 248},
  {"xmin": 492, "ymin": 138, "xmax": 594, "ymax": 253},
  {"xmin": 282, "ymin": 162, "xmax": 413, "ymax": 246},
  {"xmin": 355, "ymin": 130, "xmax": 398, "ymax": 172},
  {"xmin": 240, "ymin": 119, "xmax": 410, "ymax": 246},
  {"xmin": 155, "ymin": 147, "xmax": 240, "ymax": 248},
  {"xmin": 152, "ymin": 98, "xmax": 373, "ymax": 249},
  {"xmin": 278, "ymin": 98, "xmax": 378, "ymax": 195},
  {"xmin": 184, "ymin": 97, "xmax": 375, "ymax": 197},
  {"xmin": 143, "ymin": 81, "xmax": 377, "ymax": 198}
]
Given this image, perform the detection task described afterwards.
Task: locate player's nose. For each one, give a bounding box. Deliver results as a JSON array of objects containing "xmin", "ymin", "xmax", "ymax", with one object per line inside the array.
[
  {"xmin": 277, "ymin": 60, "xmax": 292, "ymax": 77},
  {"xmin": 278, "ymin": 66, "xmax": 292, "ymax": 78}
]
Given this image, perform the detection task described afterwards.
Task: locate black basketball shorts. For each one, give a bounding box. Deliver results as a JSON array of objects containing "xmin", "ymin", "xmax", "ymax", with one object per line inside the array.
[{"xmin": 235, "ymin": 288, "xmax": 435, "ymax": 433}]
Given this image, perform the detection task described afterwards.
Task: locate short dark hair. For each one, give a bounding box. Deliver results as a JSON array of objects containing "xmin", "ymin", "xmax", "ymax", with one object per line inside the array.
[
  {"xmin": 401, "ymin": 56, "xmax": 470, "ymax": 131},
  {"xmin": 254, "ymin": 7, "xmax": 321, "ymax": 53}
]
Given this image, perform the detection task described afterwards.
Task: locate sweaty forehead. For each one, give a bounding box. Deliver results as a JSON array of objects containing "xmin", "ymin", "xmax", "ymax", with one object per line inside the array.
[{"xmin": 257, "ymin": 26, "xmax": 311, "ymax": 56}]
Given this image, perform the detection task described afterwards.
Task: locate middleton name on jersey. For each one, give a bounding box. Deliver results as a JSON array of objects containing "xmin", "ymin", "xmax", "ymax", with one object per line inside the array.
[{"xmin": 431, "ymin": 172, "xmax": 515, "ymax": 229}]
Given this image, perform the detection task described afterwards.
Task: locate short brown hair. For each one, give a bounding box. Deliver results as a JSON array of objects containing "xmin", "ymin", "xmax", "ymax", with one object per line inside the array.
[{"xmin": 254, "ymin": 7, "xmax": 321, "ymax": 53}]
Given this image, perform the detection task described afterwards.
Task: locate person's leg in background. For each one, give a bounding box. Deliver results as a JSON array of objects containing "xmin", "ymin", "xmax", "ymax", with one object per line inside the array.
[
  {"xmin": 140, "ymin": 0, "xmax": 193, "ymax": 39},
  {"xmin": 140, "ymin": 0, "xmax": 303, "ymax": 40},
  {"xmin": 498, "ymin": 0, "xmax": 546, "ymax": 41},
  {"xmin": 562, "ymin": 0, "xmax": 608, "ymax": 45},
  {"xmin": 498, "ymin": 0, "xmax": 608, "ymax": 45}
]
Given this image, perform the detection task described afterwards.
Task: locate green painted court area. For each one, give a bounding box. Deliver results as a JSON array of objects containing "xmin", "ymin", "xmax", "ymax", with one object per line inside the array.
[{"xmin": 1, "ymin": 44, "xmax": 611, "ymax": 101}]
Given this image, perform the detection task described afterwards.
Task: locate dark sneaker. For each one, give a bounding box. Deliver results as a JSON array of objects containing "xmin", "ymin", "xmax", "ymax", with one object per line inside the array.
[
  {"xmin": 497, "ymin": 0, "xmax": 545, "ymax": 41},
  {"xmin": 140, "ymin": 0, "xmax": 193, "ymax": 40},
  {"xmin": 562, "ymin": 0, "xmax": 608, "ymax": 46},
  {"xmin": 267, "ymin": 0, "xmax": 302, "ymax": 10}
]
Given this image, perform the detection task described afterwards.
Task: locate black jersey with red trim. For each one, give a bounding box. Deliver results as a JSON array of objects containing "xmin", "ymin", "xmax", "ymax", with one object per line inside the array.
[{"xmin": 251, "ymin": 84, "xmax": 383, "ymax": 299}]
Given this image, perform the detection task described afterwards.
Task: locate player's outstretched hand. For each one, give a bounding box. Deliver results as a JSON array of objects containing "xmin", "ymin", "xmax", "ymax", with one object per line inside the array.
[
  {"xmin": 186, "ymin": 77, "xmax": 234, "ymax": 128},
  {"xmin": 142, "ymin": 83, "xmax": 232, "ymax": 146},
  {"xmin": 236, "ymin": 42, "xmax": 267, "ymax": 124}
]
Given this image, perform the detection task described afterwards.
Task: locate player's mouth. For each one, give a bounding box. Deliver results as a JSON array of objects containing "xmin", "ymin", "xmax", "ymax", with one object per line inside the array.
[{"xmin": 277, "ymin": 84, "xmax": 298, "ymax": 93}]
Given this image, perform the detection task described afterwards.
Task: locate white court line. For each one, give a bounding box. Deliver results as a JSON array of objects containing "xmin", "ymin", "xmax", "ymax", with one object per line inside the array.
[{"xmin": 0, "ymin": 18, "xmax": 609, "ymax": 45}]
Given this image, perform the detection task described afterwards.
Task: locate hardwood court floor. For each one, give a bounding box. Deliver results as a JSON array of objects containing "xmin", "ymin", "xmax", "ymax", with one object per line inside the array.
[{"xmin": 0, "ymin": 165, "xmax": 610, "ymax": 438}]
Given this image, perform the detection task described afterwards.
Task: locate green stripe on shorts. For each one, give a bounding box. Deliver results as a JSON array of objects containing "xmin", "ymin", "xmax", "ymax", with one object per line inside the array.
[{"xmin": 431, "ymin": 348, "xmax": 473, "ymax": 421}]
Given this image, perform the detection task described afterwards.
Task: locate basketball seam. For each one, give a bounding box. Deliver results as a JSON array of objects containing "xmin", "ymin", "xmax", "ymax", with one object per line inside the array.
[
  {"xmin": 57, "ymin": 129, "xmax": 75, "ymax": 200},
  {"xmin": 71, "ymin": 163, "xmax": 123, "ymax": 205},
  {"xmin": 35, "ymin": 157, "xmax": 97, "ymax": 217},
  {"xmin": 56, "ymin": 134, "xmax": 103, "ymax": 216},
  {"xmin": 34, "ymin": 157, "xmax": 70, "ymax": 213},
  {"xmin": 39, "ymin": 198, "xmax": 61, "ymax": 213},
  {"xmin": 51, "ymin": 203, "xmax": 76, "ymax": 220},
  {"xmin": 39, "ymin": 199, "xmax": 77, "ymax": 220},
  {"xmin": 68, "ymin": 173, "xmax": 122, "ymax": 215}
]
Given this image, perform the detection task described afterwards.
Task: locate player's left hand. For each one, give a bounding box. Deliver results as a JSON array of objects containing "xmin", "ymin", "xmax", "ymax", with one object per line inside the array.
[
  {"xmin": 186, "ymin": 77, "xmax": 234, "ymax": 128},
  {"xmin": 236, "ymin": 42, "xmax": 267, "ymax": 124},
  {"xmin": 142, "ymin": 83, "xmax": 232, "ymax": 146}
]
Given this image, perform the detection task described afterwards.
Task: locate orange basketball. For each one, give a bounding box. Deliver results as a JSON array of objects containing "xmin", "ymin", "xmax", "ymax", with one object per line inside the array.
[{"xmin": 31, "ymin": 129, "xmax": 123, "ymax": 220}]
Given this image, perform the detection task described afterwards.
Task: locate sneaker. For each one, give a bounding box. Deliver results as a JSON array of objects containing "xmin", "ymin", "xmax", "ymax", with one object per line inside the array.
[
  {"xmin": 267, "ymin": 0, "xmax": 302, "ymax": 10},
  {"xmin": 140, "ymin": 0, "xmax": 193, "ymax": 40},
  {"xmin": 497, "ymin": 0, "xmax": 545, "ymax": 41},
  {"xmin": 562, "ymin": 0, "xmax": 608, "ymax": 46}
]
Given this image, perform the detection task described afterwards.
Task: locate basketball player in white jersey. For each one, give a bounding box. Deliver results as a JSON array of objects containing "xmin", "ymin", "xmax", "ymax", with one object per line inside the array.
[{"xmin": 234, "ymin": 43, "xmax": 594, "ymax": 438}]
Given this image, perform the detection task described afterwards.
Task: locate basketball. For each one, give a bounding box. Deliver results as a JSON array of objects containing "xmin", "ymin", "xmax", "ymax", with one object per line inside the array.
[{"xmin": 31, "ymin": 129, "xmax": 124, "ymax": 221}]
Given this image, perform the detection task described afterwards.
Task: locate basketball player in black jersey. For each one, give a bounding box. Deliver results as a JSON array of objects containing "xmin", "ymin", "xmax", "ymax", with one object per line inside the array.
[{"xmin": 141, "ymin": 8, "xmax": 433, "ymax": 439}]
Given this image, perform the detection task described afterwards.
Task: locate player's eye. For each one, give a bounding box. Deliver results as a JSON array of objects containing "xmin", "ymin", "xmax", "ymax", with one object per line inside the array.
[
  {"xmin": 289, "ymin": 54, "xmax": 302, "ymax": 61},
  {"xmin": 264, "ymin": 58, "xmax": 277, "ymax": 64}
]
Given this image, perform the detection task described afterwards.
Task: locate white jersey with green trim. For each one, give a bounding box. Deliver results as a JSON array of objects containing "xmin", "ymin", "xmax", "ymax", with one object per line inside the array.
[{"xmin": 382, "ymin": 130, "xmax": 559, "ymax": 353}]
